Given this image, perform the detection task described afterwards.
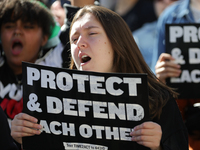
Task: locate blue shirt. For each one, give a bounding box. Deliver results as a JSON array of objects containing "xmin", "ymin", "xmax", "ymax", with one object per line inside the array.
[
  {"xmin": 152, "ymin": 0, "xmax": 195, "ymax": 72},
  {"xmin": 133, "ymin": 21, "xmax": 157, "ymax": 72}
]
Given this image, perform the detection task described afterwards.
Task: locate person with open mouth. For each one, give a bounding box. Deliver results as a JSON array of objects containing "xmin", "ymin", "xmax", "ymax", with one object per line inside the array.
[
  {"xmin": 11, "ymin": 5, "xmax": 189, "ymax": 150},
  {"xmin": 0, "ymin": 0, "xmax": 59, "ymax": 149}
]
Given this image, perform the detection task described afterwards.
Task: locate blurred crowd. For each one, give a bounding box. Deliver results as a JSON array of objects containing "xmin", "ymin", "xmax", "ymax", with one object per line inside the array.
[{"xmin": 0, "ymin": 0, "xmax": 200, "ymax": 150}]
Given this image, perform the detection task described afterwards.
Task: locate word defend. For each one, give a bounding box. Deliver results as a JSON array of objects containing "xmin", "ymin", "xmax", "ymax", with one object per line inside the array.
[{"xmin": 46, "ymin": 97, "xmax": 144, "ymax": 121}]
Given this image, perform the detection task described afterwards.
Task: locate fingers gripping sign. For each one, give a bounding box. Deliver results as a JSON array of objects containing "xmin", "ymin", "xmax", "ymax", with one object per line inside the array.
[
  {"xmin": 171, "ymin": 48, "xmax": 185, "ymax": 65},
  {"xmin": 130, "ymin": 122, "xmax": 162, "ymax": 150},
  {"xmin": 27, "ymin": 93, "xmax": 42, "ymax": 112}
]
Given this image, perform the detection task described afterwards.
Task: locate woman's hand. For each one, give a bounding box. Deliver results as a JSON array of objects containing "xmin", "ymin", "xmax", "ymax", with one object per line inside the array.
[
  {"xmin": 130, "ymin": 121, "xmax": 162, "ymax": 150},
  {"xmin": 155, "ymin": 53, "xmax": 181, "ymax": 83},
  {"xmin": 11, "ymin": 113, "xmax": 42, "ymax": 144}
]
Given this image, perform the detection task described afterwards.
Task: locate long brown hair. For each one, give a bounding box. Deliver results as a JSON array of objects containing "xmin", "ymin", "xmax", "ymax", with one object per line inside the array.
[{"xmin": 69, "ymin": 5, "xmax": 178, "ymax": 119}]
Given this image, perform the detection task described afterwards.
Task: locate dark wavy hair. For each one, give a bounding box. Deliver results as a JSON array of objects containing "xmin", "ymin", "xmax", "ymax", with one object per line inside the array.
[
  {"xmin": 0, "ymin": 0, "xmax": 55, "ymax": 38},
  {"xmin": 69, "ymin": 5, "xmax": 178, "ymax": 119}
]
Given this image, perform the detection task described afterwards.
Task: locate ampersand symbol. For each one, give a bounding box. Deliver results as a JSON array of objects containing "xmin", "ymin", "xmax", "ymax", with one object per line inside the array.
[
  {"xmin": 27, "ymin": 93, "xmax": 42, "ymax": 112},
  {"xmin": 171, "ymin": 48, "xmax": 185, "ymax": 65}
]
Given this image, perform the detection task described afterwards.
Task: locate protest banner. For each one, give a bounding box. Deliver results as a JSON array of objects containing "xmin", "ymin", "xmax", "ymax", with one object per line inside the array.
[
  {"xmin": 165, "ymin": 24, "xmax": 200, "ymax": 99},
  {"xmin": 22, "ymin": 62, "xmax": 149, "ymax": 150}
]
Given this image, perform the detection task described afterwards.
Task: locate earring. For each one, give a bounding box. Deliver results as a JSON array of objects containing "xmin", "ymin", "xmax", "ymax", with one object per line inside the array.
[{"xmin": 38, "ymin": 47, "xmax": 43, "ymax": 58}]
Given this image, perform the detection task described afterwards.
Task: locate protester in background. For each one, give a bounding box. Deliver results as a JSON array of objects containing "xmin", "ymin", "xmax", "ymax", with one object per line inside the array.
[
  {"xmin": 0, "ymin": 0, "xmax": 61, "ymax": 148},
  {"xmin": 0, "ymin": 0, "xmax": 57, "ymax": 124},
  {"xmin": 153, "ymin": 0, "xmax": 200, "ymax": 149},
  {"xmin": 50, "ymin": 0, "xmax": 66, "ymax": 27},
  {"xmin": 133, "ymin": 0, "xmax": 177, "ymax": 72},
  {"xmin": 11, "ymin": 5, "xmax": 188, "ymax": 150},
  {"xmin": 154, "ymin": 0, "xmax": 200, "ymax": 121},
  {"xmin": 153, "ymin": 0, "xmax": 200, "ymax": 79}
]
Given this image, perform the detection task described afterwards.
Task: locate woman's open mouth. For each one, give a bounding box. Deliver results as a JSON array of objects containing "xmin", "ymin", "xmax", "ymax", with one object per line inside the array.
[{"xmin": 81, "ymin": 55, "xmax": 91, "ymax": 63}]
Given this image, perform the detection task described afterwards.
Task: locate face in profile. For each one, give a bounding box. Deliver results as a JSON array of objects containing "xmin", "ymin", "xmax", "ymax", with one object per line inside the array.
[
  {"xmin": 1, "ymin": 19, "xmax": 48, "ymax": 73},
  {"xmin": 70, "ymin": 13, "xmax": 115, "ymax": 73}
]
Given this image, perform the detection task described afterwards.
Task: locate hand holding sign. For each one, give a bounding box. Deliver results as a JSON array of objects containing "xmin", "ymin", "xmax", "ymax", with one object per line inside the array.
[
  {"xmin": 20, "ymin": 62, "xmax": 150, "ymax": 150},
  {"xmin": 130, "ymin": 121, "xmax": 162, "ymax": 150},
  {"xmin": 11, "ymin": 113, "xmax": 42, "ymax": 144},
  {"xmin": 155, "ymin": 53, "xmax": 181, "ymax": 83},
  {"xmin": 165, "ymin": 24, "xmax": 200, "ymax": 98}
]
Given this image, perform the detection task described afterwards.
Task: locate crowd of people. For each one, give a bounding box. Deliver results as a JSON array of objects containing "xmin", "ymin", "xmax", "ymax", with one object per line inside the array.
[{"xmin": 0, "ymin": 0, "xmax": 200, "ymax": 150}]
